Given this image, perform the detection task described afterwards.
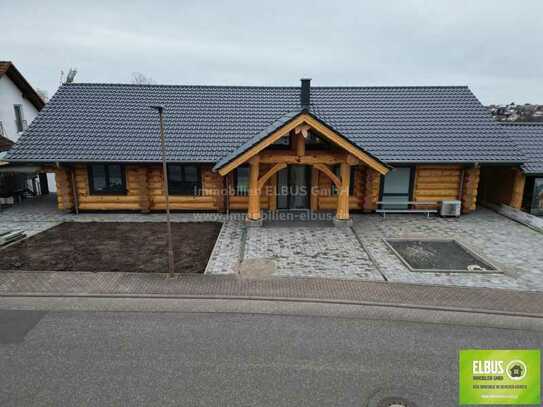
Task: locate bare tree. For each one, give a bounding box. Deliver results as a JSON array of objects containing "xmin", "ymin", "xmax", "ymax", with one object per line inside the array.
[{"xmin": 131, "ymin": 72, "xmax": 155, "ymax": 85}]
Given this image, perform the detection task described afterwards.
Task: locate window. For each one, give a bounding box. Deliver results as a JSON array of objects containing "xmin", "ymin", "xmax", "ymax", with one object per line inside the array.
[
  {"xmin": 88, "ymin": 164, "xmax": 126, "ymax": 194},
  {"xmin": 306, "ymin": 131, "xmax": 332, "ymax": 150},
  {"xmin": 167, "ymin": 164, "xmax": 201, "ymax": 195},
  {"xmin": 14, "ymin": 105, "xmax": 25, "ymax": 133},
  {"xmin": 530, "ymin": 178, "xmax": 543, "ymax": 216},
  {"xmin": 332, "ymin": 165, "xmax": 355, "ymax": 195},
  {"xmin": 235, "ymin": 165, "xmax": 249, "ymax": 196},
  {"xmin": 270, "ymin": 135, "xmax": 291, "ymax": 148},
  {"xmin": 380, "ymin": 167, "xmax": 414, "ymax": 209}
]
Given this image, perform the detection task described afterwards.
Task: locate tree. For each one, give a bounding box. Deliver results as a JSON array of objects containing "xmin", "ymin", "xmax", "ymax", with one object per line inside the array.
[{"xmin": 131, "ymin": 72, "xmax": 155, "ymax": 85}]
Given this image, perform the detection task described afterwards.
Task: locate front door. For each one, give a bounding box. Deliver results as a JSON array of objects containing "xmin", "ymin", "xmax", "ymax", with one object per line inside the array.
[{"xmin": 277, "ymin": 165, "xmax": 310, "ymax": 210}]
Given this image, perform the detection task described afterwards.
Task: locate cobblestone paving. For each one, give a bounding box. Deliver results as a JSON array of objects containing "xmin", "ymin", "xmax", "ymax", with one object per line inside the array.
[
  {"xmin": 244, "ymin": 226, "xmax": 384, "ymax": 281},
  {"xmin": 351, "ymin": 211, "xmax": 543, "ymax": 291},
  {"xmin": 204, "ymin": 221, "xmax": 244, "ymax": 275},
  {"xmin": 0, "ymin": 195, "xmax": 226, "ymax": 237}
]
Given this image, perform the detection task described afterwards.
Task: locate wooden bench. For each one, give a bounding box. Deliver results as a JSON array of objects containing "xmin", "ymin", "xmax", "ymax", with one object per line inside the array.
[{"xmin": 376, "ymin": 201, "xmax": 439, "ymax": 218}]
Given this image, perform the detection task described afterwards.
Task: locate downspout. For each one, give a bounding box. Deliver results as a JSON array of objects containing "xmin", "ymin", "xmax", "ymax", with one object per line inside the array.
[
  {"xmin": 223, "ymin": 175, "xmax": 230, "ymax": 215},
  {"xmin": 458, "ymin": 167, "xmax": 465, "ymax": 201},
  {"xmin": 70, "ymin": 166, "xmax": 79, "ymax": 215}
]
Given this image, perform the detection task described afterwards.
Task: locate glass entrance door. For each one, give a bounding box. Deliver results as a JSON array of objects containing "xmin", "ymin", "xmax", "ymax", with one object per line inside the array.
[
  {"xmin": 289, "ymin": 165, "xmax": 309, "ymax": 209},
  {"xmin": 276, "ymin": 166, "xmax": 310, "ymax": 210},
  {"xmin": 380, "ymin": 167, "xmax": 413, "ymax": 209}
]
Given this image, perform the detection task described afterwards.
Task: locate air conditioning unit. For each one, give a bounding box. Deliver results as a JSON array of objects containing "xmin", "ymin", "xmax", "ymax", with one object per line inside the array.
[{"xmin": 440, "ymin": 200, "xmax": 461, "ymax": 217}]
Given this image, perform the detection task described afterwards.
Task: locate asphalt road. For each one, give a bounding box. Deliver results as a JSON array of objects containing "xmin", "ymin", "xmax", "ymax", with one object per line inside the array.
[{"xmin": 0, "ymin": 300, "xmax": 541, "ymax": 406}]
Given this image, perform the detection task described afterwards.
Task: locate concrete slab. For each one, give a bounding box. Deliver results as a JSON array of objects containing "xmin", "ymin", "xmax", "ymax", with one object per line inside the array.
[{"xmin": 239, "ymin": 258, "xmax": 276, "ymax": 279}]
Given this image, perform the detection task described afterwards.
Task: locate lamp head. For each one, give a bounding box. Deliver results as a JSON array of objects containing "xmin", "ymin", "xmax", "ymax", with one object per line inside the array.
[{"xmin": 149, "ymin": 105, "xmax": 164, "ymax": 113}]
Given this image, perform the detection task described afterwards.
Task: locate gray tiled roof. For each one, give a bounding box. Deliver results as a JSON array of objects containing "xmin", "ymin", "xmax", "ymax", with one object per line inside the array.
[
  {"xmin": 499, "ymin": 122, "xmax": 543, "ymax": 175},
  {"xmin": 213, "ymin": 108, "xmax": 304, "ymax": 171},
  {"xmin": 212, "ymin": 108, "xmax": 389, "ymax": 171},
  {"xmin": 6, "ymin": 83, "xmax": 523, "ymax": 166}
]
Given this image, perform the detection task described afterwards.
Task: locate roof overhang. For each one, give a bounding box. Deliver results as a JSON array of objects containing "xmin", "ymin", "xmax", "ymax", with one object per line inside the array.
[
  {"xmin": 0, "ymin": 62, "xmax": 45, "ymax": 111},
  {"xmin": 0, "ymin": 164, "xmax": 43, "ymax": 173},
  {"xmin": 214, "ymin": 111, "xmax": 390, "ymax": 176}
]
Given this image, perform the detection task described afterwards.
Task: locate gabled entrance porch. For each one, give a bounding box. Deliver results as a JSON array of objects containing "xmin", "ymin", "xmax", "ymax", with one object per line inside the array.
[{"xmin": 215, "ymin": 111, "xmax": 389, "ymax": 225}]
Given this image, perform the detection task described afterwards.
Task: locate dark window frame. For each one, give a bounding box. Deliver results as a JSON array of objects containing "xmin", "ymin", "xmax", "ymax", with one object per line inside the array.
[
  {"xmin": 234, "ymin": 165, "xmax": 250, "ymax": 196},
  {"xmin": 378, "ymin": 166, "xmax": 416, "ymax": 204},
  {"xmin": 88, "ymin": 164, "xmax": 127, "ymax": 195},
  {"xmin": 167, "ymin": 164, "xmax": 202, "ymax": 196},
  {"xmin": 269, "ymin": 133, "xmax": 292, "ymax": 149},
  {"xmin": 14, "ymin": 104, "xmax": 24, "ymax": 133},
  {"xmin": 305, "ymin": 131, "xmax": 334, "ymax": 150}
]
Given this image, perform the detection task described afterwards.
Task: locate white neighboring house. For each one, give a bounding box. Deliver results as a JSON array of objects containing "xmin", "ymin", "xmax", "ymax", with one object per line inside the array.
[{"xmin": 0, "ymin": 61, "xmax": 56, "ymax": 194}]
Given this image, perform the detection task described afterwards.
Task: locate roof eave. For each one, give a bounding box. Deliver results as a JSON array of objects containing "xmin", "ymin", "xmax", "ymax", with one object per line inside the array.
[{"xmin": 0, "ymin": 62, "xmax": 45, "ymax": 111}]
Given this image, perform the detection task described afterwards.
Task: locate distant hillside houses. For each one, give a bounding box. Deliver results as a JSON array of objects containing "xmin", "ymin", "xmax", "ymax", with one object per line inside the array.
[{"xmin": 488, "ymin": 103, "xmax": 543, "ymax": 122}]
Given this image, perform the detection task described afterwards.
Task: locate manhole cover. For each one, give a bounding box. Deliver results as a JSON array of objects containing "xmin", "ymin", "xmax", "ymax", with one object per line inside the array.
[
  {"xmin": 367, "ymin": 388, "xmax": 421, "ymax": 407},
  {"xmin": 376, "ymin": 398, "xmax": 416, "ymax": 407},
  {"xmin": 383, "ymin": 238, "xmax": 499, "ymax": 273}
]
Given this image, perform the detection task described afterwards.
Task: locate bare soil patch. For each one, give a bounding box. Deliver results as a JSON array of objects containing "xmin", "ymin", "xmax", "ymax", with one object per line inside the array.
[{"xmin": 0, "ymin": 222, "xmax": 221, "ymax": 273}]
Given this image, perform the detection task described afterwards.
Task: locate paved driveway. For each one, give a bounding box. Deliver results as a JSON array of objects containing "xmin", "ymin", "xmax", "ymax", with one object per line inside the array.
[
  {"xmin": 351, "ymin": 212, "xmax": 543, "ymax": 291},
  {"xmin": 244, "ymin": 225, "xmax": 383, "ymax": 280},
  {"xmin": 229, "ymin": 210, "xmax": 543, "ymax": 291}
]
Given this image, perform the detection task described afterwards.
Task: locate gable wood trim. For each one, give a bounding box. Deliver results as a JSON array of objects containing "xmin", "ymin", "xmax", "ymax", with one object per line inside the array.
[
  {"xmin": 217, "ymin": 113, "xmax": 389, "ymax": 176},
  {"xmin": 257, "ymin": 162, "xmax": 287, "ymax": 191}
]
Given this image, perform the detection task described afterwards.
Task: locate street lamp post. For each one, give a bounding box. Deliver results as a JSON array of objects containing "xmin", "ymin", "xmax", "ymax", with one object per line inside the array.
[{"xmin": 150, "ymin": 105, "xmax": 175, "ymax": 278}]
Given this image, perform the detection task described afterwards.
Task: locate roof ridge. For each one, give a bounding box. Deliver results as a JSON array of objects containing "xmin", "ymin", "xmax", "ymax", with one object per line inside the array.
[
  {"xmin": 63, "ymin": 82, "xmax": 470, "ymax": 90},
  {"xmin": 499, "ymin": 122, "xmax": 543, "ymax": 126}
]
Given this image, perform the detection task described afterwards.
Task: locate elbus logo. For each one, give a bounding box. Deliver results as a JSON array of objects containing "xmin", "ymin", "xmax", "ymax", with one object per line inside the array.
[
  {"xmin": 472, "ymin": 360, "xmax": 505, "ymax": 375},
  {"xmin": 506, "ymin": 360, "xmax": 527, "ymax": 381},
  {"xmin": 471, "ymin": 359, "xmax": 527, "ymax": 380},
  {"xmin": 459, "ymin": 350, "xmax": 540, "ymax": 405}
]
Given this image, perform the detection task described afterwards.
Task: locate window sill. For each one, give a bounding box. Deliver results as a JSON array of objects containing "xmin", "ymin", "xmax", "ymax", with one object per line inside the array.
[{"xmin": 89, "ymin": 191, "xmax": 128, "ymax": 196}]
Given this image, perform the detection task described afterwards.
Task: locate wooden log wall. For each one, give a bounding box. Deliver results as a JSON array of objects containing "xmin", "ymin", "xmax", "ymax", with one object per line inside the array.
[
  {"xmin": 53, "ymin": 167, "xmax": 73, "ymax": 210},
  {"xmin": 362, "ymin": 168, "xmax": 381, "ymax": 212},
  {"xmin": 510, "ymin": 168, "xmax": 526, "ymax": 209},
  {"xmin": 58, "ymin": 164, "xmax": 224, "ymax": 212},
  {"xmin": 461, "ymin": 167, "xmax": 480, "ymax": 213},
  {"xmin": 413, "ymin": 165, "xmax": 463, "ymax": 204},
  {"xmin": 50, "ymin": 162, "xmax": 496, "ymax": 214}
]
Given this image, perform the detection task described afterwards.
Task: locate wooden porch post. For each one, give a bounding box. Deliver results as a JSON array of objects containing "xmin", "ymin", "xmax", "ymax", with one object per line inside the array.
[
  {"xmin": 510, "ymin": 168, "xmax": 526, "ymax": 209},
  {"xmin": 247, "ymin": 156, "xmax": 261, "ymax": 221},
  {"xmin": 336, "ymin": 162, "xmax": 350, "ymax": 220}
]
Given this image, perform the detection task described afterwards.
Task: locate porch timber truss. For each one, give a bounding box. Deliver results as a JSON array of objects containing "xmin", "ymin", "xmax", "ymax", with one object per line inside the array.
[{"xmin": 216, "ymin": 112, "xmax": 390, "ymax": 222}]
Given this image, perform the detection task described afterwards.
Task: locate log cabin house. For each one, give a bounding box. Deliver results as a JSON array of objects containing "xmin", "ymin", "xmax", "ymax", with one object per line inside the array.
[{"xmin": 5, "ymin": 79, "xmax": 534, "ymax": 223}]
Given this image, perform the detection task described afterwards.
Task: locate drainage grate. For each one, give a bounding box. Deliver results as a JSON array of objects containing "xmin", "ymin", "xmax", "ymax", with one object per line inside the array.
[{"xmin": 384, "ymin": 239, "xmax": 499, "ymax": 273}]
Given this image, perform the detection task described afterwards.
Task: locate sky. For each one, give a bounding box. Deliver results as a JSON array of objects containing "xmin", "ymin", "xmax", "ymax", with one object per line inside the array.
[{"xmin": 3, "ymin": 0, "xmax": 543, "ymax": 105}]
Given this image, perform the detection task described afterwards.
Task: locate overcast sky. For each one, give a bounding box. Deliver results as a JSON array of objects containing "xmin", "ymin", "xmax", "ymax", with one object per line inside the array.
[{"xmin": 4, "ymin": 0, "xmax": 542, "ymax": 104}]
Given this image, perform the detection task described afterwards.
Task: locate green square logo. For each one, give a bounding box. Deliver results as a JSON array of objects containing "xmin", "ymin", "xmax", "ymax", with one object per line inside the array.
[{"xmin": 459, "ymin": 349, "xmax": 541, "ymax": 405}]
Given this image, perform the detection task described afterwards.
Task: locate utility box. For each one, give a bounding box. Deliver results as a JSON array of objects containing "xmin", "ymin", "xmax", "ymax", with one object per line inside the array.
[{"xmin": 440, "ymin": 200, "xmax": 461, "ymax": 217}]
